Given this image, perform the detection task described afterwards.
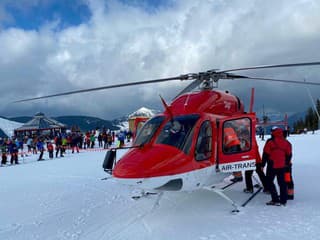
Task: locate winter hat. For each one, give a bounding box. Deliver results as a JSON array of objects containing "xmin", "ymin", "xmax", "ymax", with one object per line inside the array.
[{"xmin": 272, "ymin": 128, "xmax": 283, "ymax": 138}]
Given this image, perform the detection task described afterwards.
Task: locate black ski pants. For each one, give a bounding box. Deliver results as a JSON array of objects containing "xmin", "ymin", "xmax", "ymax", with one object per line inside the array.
[
  {"xmin": 267, "ymin": 167, "xmax": 287, "ymax": 204},
  {"xmin": 245, "ymin": 163, "xmax": 268, "ymax": 191}
]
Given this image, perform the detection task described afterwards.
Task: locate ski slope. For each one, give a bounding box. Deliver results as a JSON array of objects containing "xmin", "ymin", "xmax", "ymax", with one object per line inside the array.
[
  {"xmin": 0, "ymin": 132, "xmax": 319, "ymax": 240},
  {"xmin": 0, "ymin": 117, "xmax": 22, "ymax": 137}
]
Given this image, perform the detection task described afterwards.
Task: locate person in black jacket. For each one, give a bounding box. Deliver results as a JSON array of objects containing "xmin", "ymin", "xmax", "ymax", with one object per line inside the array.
[
  {"xmin": 55, "ymin": 135, "xmax": 64, "ymax": 157},
  {"xmin": 8, "ymin": 140, "xmax": 19, "ymax": 165}
]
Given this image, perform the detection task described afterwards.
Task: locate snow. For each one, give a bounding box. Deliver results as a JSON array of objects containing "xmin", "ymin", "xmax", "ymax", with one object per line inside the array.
[
  {"xmin": 128, "ymin": 107, "xmax": 156, "ymax": 118},
  {"xmin": 0, "ymin": 118, "xmax": 23, "ymax": 137},
  {"xmin": 117, "ymin": 121, "xmax": 129, "ymax": 132},
  {"xmin": 0, "ymin": 132, "xmax": 320, "ymax": 240}
]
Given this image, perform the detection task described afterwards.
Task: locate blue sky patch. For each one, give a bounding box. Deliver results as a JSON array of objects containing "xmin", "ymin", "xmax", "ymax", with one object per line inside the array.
[
  {"xmin": 118, "ymin": 0, "xmax": 173, "ymax": 13},
  {"xmin": 2, "ymin": 1, "xmax": 91, "ymax": 30}
]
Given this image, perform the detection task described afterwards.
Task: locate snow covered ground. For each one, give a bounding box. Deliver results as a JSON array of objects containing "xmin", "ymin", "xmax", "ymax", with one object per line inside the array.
[{"xmin": 0, "ymin": 132, "xmax": 319, "ymax": 240}]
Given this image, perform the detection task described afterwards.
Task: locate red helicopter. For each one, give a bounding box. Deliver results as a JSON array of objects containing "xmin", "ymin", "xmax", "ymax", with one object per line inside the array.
[{"xmin": 16, "ymin": 61, "xmax": 320, "ymax": 212}]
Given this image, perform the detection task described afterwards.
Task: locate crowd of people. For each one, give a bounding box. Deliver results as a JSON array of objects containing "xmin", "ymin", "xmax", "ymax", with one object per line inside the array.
[{"xmin": 0, "ymin": 129, "xmax": 133, "ymax": 167}]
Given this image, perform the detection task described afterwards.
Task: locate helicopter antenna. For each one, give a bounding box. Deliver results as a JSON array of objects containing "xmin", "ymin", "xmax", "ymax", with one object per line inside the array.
[{"xmin": 249, "ymin": 88, "xmax": 255, "ymax": 113}]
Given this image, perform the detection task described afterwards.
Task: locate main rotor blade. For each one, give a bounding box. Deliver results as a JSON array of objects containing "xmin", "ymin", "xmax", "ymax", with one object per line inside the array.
[
  {"xmin": 14, "ymin": 76, "xmax": 184, "ymax": 103},
  {"xmin": 218, "ymin": 61, "xmax": 320, "ymax": 73},
  {"xmin": 172, "ymin": 79, "xmax": 202, "ymax": 100},
  {"xmin": 227, "ymin": 76, "xmax": 320, "ymax": 86}
]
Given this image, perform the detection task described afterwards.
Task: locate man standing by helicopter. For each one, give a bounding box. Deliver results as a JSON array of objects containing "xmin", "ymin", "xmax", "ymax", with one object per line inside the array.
[
  {"xmin": 243, "ymin": 144, "xmax": 268, "ymax": 193},
  {"xmin": 263, "ymin": 127, "xmax": 292, "ymax": 206}
]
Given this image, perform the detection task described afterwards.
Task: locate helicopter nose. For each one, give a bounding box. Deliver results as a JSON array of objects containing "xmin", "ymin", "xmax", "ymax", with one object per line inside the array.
[{"xmin": 113, "ymin": 145, "xmax": 190, "ymax": 178}]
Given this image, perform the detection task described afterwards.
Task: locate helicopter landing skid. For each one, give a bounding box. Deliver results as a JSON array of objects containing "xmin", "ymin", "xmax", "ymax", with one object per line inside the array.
[
  {"xmin": 204, "ymin": 186, "xmax": 240, "ymax": 214},
  {"xmin": 132, "ymin": 191, "xmax": 164, "ymax": 214},
  {"xmin": 131, "ymin": 191, "xmax": 159, "ymax": 200},
  {"xmin": 101, "ymin": 174, "xmax": 113, "ymax": 181}
]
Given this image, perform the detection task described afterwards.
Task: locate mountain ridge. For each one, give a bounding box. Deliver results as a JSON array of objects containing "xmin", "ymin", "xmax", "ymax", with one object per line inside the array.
[
  {"xmin": 0, "ymin": 107, "xmax": 306, "ymax": 137},
  {"xmin": 4, "ymin": 107, "xmax": 159, "ymax": 135}
]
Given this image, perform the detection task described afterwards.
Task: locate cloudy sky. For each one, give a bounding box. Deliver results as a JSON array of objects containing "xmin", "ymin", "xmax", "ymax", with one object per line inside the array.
[{"xmin": 0, "ymin": 0, "xmax": 320, "ymax": 120}]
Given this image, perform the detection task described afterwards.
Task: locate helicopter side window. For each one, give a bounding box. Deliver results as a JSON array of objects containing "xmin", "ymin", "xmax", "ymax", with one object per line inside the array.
[
  {"xmin": 195, "ymin": 121, "xmax": 212, "ymax": 161},
  {"xmin": 223, "ymin": 118, "xmax": 252, "ymax": 154},
  {"xmin": 134, "ymin": 116, "xmax": 165, "ymax": 146},
  {"xmin": 156, "ymin": 114, "xmax": 199, "ymax": 151}
]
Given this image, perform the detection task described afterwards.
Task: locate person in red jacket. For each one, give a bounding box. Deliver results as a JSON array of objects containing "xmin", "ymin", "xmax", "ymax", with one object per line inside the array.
[
  {"xmin": 223, "ymin": 125, "xmax": 243, "ymax": 182},
  {"xmin": 263, "ymin": 127, "xmax": 292, "ymax": 206},
  {"xmin": 47, "ymin": 141, "xmax": 54, "ymax": 159},
  {"xmin": 223, "ymin": 127, "xmax": 241, "ymax": 153}
]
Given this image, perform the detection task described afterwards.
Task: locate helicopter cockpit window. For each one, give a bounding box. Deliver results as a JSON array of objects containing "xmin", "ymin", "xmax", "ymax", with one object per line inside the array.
[
  {"xmin": 134, "ymin": 116, "xmax": 165, "ymax": 146},
  {"xmin": 223, "ymin": 118, "xmax": 252, "ymax": 154},
  {"xmin": 156, "ymin": 114, "xmax": 200, "ymax": 152},
  {"xmin": 195, "ymin": 121, "xmax": 212, "ymax": 161},
  {"xmin": 136, "ymin": 121, "xmax": 146, "ymax": 136}
]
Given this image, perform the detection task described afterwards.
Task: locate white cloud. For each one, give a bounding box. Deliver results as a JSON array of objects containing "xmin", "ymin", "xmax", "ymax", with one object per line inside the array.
[{"xmin": 1, "ymin": 0, "xmax": 320, "ymax": 119}]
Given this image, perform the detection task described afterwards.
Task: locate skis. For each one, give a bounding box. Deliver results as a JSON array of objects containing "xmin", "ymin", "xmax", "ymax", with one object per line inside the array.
[
  {"xmin": 221, "ymin": 180, "xmax": 239, "ymax": 190},
  {"xmin": 210, "ymin": 179, "xmax": 239, "ymax": 191},
  {"xmin": 241, "ymin": 186, "xmax": 263, "ymax": 207}
]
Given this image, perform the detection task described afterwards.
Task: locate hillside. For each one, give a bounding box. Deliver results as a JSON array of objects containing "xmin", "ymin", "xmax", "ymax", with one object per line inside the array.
[
  {"xmin": 7, "ymin": 107, "xmax": 158, "ymax": 133},
  {"xmin": 9, "ymin": 115, "xmax": 120, "ymax": 132},
  {"xmin": 54, "ymin": 116, "xmax": 119, "ymax": 132}
]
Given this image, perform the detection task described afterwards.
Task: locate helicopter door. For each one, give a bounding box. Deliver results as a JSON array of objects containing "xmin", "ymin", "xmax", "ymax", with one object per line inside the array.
[{"xmin": 217, "ymin": 115, "xmax": 257, "ymax": 173}]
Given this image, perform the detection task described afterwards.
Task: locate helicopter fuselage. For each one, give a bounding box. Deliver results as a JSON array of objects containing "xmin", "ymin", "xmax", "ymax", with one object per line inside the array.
[{"xmin": 110, "ymin": 90, "xmax": 258, "ymax": 192}]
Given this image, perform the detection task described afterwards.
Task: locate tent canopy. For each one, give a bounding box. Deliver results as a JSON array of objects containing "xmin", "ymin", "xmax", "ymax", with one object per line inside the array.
[{"xmin": 15, "ymin": 112, "xmax": 66, "ymax": 132}]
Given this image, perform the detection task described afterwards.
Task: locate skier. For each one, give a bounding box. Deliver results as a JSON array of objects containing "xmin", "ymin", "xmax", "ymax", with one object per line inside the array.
[
  {"xmin": 8, "ymin": 139, "xmax": 19, "ymax": 165},
  {"xmin": 1, "ymin": 140, "xmax": 7, "ymax": 166},
  {"xmin": 71, "ymin": 133, "xmax": 80, "ymax": 153},
  {"xmin": 37, "ymin": 139, "xmax": 45, "ymax": 161},
  {"xmin": 117, "ymin": 131, "xmax": 125, "ymax": 148},
  {"xmin": 55, "ymin": 135, "xmax": 64, "ymax": 157},
  {"xmin": 98, "ymin": 133, "xmax": 103, "ymax": 147},
  {"xmin": 107, "ymin": 133, "xmax": 113, "ymax": 148},
  {"xmin": 47, "ymin": 141, "xmax": 54, "ymax": 159}
]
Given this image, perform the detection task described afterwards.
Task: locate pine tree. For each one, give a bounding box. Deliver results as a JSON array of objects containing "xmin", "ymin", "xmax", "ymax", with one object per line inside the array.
[{"xmin": 293, "ymin": 98, "xmax": 320, "ymax": 132}]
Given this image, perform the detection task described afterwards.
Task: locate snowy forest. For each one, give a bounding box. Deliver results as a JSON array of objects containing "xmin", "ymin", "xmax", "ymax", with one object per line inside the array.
[{"xmin": 293, "ymin": 98, "xmax": 320, "ymax": 132}]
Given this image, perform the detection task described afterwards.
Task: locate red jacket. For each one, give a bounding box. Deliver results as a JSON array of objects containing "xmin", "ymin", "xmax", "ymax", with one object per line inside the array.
[
  {"xmin": 224, "ymin": 127, "xmax": 240, "ymax": 147},
  {"xmin": 263, "ymin": 128, "xmax": 292, "ymax": 168},
  {"xmin": 47, "ymin": 143, "xmax": 54, "ymax": 151}
]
